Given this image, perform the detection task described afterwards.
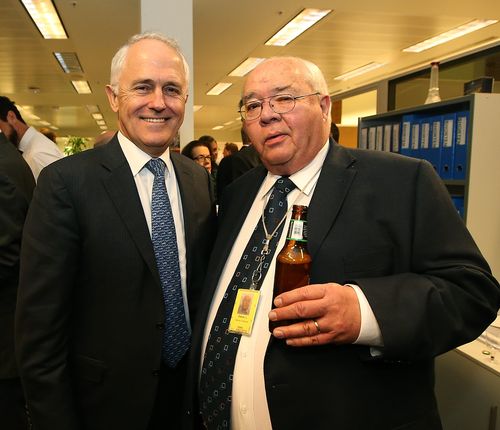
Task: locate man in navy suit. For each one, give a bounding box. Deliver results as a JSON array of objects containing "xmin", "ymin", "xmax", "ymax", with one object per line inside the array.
[
  {"xmin": 186, "ymin": 57, "xmax": 500, "ymax": 429},
  {"xmin": 16, "ymin": 32, "xmax": 216, "ymax": 430},
  {"xmin": 0, "ymin": 131, "xmax": 34, "ymax": 429}
]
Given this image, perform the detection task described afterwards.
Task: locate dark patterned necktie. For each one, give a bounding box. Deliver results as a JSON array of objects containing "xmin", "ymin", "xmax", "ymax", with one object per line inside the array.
[
  {"xmin": 146, "ymin": 158, "xmax": 190, "ymax": 368},
  {"xmin": 200, "ymin": 177, "xmax": 296, "ymax": 429}
]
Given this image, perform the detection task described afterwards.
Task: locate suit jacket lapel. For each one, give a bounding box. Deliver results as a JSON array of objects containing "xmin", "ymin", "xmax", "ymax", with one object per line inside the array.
[
  {"xmin": 308, "ymin": 143, "xmax": 357, "ymax": 259},
  {"xmin": 100, "ymin": 138, "xmax": 160, "ymax": 284}
]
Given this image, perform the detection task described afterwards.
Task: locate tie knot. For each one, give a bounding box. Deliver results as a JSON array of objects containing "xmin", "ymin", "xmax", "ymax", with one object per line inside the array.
[
  {"xmin": 146, "ymin": 158, "xmax": 166, "ymax": 178},
  {"xmin": 273, "ymin": 176, "xmax": 295, "ymax": 195}
]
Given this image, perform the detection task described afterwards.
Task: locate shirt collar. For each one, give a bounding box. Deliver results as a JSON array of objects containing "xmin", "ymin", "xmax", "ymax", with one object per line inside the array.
[
  {"xmin": 259, "ymin": 139, "xmax": 330, "ymax": 200},
  {"xmin": 117, "ymin": 131, "xmax": 173, "ymax": 177},
  {"xmin": 18, "ymin": 126, "xmax": 36, "ymax": 153}
]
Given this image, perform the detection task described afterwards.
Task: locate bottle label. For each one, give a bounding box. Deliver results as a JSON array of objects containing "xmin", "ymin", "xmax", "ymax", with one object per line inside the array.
[{"xmin": 287, "ymin": 220, "xmax": 307, "ymax": 242}]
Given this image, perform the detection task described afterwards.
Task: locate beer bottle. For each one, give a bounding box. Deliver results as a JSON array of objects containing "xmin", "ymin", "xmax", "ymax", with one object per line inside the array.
[{"xmin": 270, "ymin": 205, "xmax": 311, "ymax": 331}]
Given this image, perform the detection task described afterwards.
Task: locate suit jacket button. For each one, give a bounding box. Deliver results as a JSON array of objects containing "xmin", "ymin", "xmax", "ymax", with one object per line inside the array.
[
  {"xmin": 152, "ymin": 369, "xmax": 160, "ymax": 377},
  {"xmin": 156, "ymin": 322, "xmax": 165, "ymax": 329}
]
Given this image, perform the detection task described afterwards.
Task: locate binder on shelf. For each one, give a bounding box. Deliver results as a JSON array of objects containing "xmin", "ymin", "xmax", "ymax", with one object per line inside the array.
[
  {"xmin": 360, "ymin": 127, "xmax": 368, "ymax": 149},
  {"xmin": 375, "ymin": 125, "xmax": 384, "ymax": 151},
  {"xmin": 428, "ymin": 115, "xmax": 442, "ymax": 172},
  {"xmin": 368, "ymin": 127, "xmax": 377, "ymax": 150},
  {"xmin": 410, "ymin": 120, "xmax": 420, "ymax": 159},
  {"xmin": 451, "ymin": 196, "xmax": 465, "ymax": 219},
  {"xmin": 439, "ymin": 113, "xmax": 456, "ymax": 180},
  {"xmin": 392, "ymin": 122, "xmax": 400, "ymax": 153},
  {"xmin": 453, "ymin": 110, "xmax": 469, "ymax": 180},
  {"xmin": 419, "ymin": 117, "xmax": 431, "ymax": 164},
  {"xmin": 400, "ymin": 115, "xmax": 415, "ymax": 157},
  {"xmin": 383, "ymin": 124, "xmax": 392, "ymax": 151}
]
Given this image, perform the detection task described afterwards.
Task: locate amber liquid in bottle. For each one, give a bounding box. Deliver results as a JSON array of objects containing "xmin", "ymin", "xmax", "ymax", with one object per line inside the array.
[{"xmin": 269, "ymin": 205, "xmax": 311, "ymax": 332}]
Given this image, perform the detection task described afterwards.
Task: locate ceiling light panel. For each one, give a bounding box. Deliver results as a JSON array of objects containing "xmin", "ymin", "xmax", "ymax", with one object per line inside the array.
[
  {"xmin": 334, "ymin": 62, "xmax": 385, "ymax": 81},
  {"xmin": 403, "ymin": 19, "xmax": 498, "ymax": 53},
  {"xmin": 54, "ymin": 52, "xmax": 83, "ymax": 73},
  {"xmin": 71, "ymin": 80, "xmax": 92, "ymax": 94},
  {"xmin": 228, "ymin": 58, "xmax": 266, "ymax": 77},
  {"xmin": 265, "ymin": 8, "xmax": 332, "ymax": 47},
  {"xmin": 207, "ymin": 83, "xmax": 232, "ymax": 96},
  {"xmin": 20, "ymin": 0, "xmax": 68, "ymax": 39}
]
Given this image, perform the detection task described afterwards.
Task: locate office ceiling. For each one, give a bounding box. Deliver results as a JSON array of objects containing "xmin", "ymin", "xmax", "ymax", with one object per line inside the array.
[{"xmin": 1, "ymin": 0, "xmax": 499, "ymax": 143}]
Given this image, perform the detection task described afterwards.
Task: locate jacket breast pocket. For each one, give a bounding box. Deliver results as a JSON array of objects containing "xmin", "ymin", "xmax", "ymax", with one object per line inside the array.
[{"xmin": 343, "ymin": 246, "xmax": 394, "ymax": 279}]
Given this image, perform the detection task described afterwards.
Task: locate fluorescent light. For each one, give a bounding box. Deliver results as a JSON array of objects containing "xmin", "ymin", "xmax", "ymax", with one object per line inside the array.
[
  {"xmin": 20, "ymin": 0, "xmax": 68, "ymax": 39},
  {"xmin": 334, "ymin": 62, "xmax": 385, "ymax": 81},
  {"xmin": 54, "ymin": 52, "xmax": 83, "ymax": 73},
  {"xmin": 265, "ymin": 8, "xmax": 331, "ymax": 47},
  {"xmin": 50, "ymin": 125, "xmax": 59, "ymax": 130},
  {"xmin": 71, "ymin": 80, "xmax": 92, "ymax": 94},
  {"xmin": 38, "ymin": 120, "xmax": 51, "ymax": 126},
  {"xmin": 229, "ymin": 58, "xmax": 266, "ymax": 77},
  {"xmin": 403, "ymin": 19, "xmax": 498, "ymax": 53},
  {"xmin": 99, "ymin": 125, "xmax": 108, "ymax": 130},
  {"xmin": 223, "ymin": 121, "xmax": 234, "ymax": 126},
  {"xmin": 193, "ymin": 105, "xmax": 203, "ymax": 112},
  {"xmin": 86, "ymin": 105, "xmax": 100, "ymax": 114},
  {"xmin": 212, "ymin": 125, "xmax": 224, "ymax": 130},
  {"xmin": 96, "ymin": 120, "xmax": 106, "ymax": 126},
  {"xmin": 91, "ymin": 113, "xmax": 103, "ymax": 120},
  {"xmin": 207, "ymin": 83, "xmax": 232, "ymax": 96}
]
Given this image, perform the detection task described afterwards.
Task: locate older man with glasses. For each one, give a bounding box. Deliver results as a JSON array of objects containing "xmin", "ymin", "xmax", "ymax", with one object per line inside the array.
[{"xmin": 184, "ymin": 56, "xmax": 500, "ymax": 430}]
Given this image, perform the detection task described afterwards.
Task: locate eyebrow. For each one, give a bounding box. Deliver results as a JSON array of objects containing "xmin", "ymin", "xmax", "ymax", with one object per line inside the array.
[
  {"xmin": 242, "ymin": 85, "xmax": 292, "ymax": 102},
  {"xmin": 130, "ymin": 78, "xmax": 183, "ymax": 88}
]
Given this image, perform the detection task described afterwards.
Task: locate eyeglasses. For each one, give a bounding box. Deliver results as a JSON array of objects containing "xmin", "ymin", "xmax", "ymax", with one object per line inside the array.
[
  {"xmin": 239, "ymin": 92, "xmax": 320, "ymax": 121},
  {"xmin": 193, "ymin": 155, "xmax": 211, "ymax": 162}
]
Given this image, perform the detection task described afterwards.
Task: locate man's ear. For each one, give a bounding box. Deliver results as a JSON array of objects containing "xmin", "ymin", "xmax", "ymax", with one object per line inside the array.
[
  {"xmin": 105, "ymin": 85, "xmax": 119, "ymax": 112},
  {"xmin": 6, "ymin": 110, "xmax": 17, "ymax": 125},
  {"xmin": 319, "ymin": 94, "xmax": 331, "ymax": 121}
]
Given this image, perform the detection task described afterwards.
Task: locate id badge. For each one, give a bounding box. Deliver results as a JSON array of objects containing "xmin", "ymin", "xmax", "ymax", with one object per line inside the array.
[{"xmin": 228, "ymin": 289, "xmax": 260, "ymax": 336}]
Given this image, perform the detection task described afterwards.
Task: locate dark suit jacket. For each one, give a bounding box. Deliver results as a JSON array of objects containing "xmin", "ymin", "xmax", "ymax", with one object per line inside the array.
[
  {"xmin": 186, "ymin": 143, "xmax": 500, "ymax": 430},
  {"xmin": 15, "ymin": 137, "xmax": 217, "ymax": 430},
  {"xmin": 216, "ymin": 145, "xmax": 261, "ymax": 200},
  {"xmin": 0, "ymin": 134, "xmax": 35, "ymax": 379}
]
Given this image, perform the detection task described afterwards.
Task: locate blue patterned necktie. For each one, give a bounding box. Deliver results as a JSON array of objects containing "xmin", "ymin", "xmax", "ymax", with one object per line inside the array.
[
  {"xmin": 146, "ymin": 158, "xmax": 190, "ymax": 368},
  {"xmin": 199, "ymin": 177, "xmax": 296, "ymax": 429}
]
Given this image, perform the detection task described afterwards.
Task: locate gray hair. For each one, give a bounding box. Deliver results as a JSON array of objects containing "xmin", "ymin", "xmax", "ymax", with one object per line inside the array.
[
  {"xmin": 109, "ymin": 32, "xmax": 190, "ymax": 93},
  {"xmin": 245, "ymin": 56, "xmax": 329, "ymax": 95}
]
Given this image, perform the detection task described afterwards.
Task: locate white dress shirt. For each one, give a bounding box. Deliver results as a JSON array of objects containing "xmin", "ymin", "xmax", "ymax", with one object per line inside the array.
[
  {"xmin": 201, "ymin": 140, "xmax": 382, "ymax": 429},
  {"xmin": 19, "ymin": 126, "xmax": 64, "ymax": 181},
  {"xmin": 118, "ymin": 132, "xmax": 191, "ymax": 329}
]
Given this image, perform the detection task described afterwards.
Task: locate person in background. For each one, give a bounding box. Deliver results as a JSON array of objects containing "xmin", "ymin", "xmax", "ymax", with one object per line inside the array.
[
  {"xmin": 186, "ymin": 56, "xmax": 500, "ymax": 430},
  {"xmin": 181, "ymin": 140, "xmax": 212, "ymax": 174},
  {"xmin": 0, "ymin": 96, "xmax": 63, "ymax": 181},
  {"xmin": 93, "ymin": 130, "xmax": 116, "ymax": 148},
  {"xmin": 216, "ymin": 127, "xmax": 262, "ymax": 200},
  {"xmin": 0, "ymin": 131, "xmax": 35, "ymax": 430},
  {"xmin": 330, "ymin": 122, "xmax": 340, "ymax": 143},
  {"xmin": 198, "ymin": 135, "xmax": 218, "ymax": 176},
  {"xmin": 15, "ymin": 32, "xmax": 216, "ymax": 430},
  {"xmin": 222, "ymin": 142, "xmax": 239, "ymax": 158},
  {"xmin": 39, "ymin": 127, "xmax": 57, "ymax": 143}
]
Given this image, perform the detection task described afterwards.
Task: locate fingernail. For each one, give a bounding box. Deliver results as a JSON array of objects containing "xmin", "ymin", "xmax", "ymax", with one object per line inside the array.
[
  {"xmin": 274, "ymin": 330, "xmax": 284, "ymax": 338},
  {"xmin": 274, "ymin": 297, "xmax": 282, "ymax": 307},
  {"xmin": 268, "ymin": 311, "xmax": 277, "ymax": 321}
]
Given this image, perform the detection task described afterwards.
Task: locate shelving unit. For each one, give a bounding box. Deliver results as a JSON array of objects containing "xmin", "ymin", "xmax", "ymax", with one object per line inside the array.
[{"xmin": 357, "ymin": 93, "xmax": 500, "ymax": 278}]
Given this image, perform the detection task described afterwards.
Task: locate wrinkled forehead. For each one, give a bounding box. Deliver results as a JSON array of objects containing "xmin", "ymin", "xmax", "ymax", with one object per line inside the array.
[{"xmin": 242, "ymin": 59, "xmax": 312, "ymax": 101}]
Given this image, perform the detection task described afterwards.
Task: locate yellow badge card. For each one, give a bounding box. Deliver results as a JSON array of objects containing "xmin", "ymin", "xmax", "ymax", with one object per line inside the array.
[{"xmin": 228, "ymin": 289, "xmax": 260, "ymax": 336}]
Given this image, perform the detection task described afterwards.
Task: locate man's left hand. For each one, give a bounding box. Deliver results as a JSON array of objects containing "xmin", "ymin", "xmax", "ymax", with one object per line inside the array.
[{"xmin": 268, "ymin": 283, "xmax": 361, "ymax": 346}]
